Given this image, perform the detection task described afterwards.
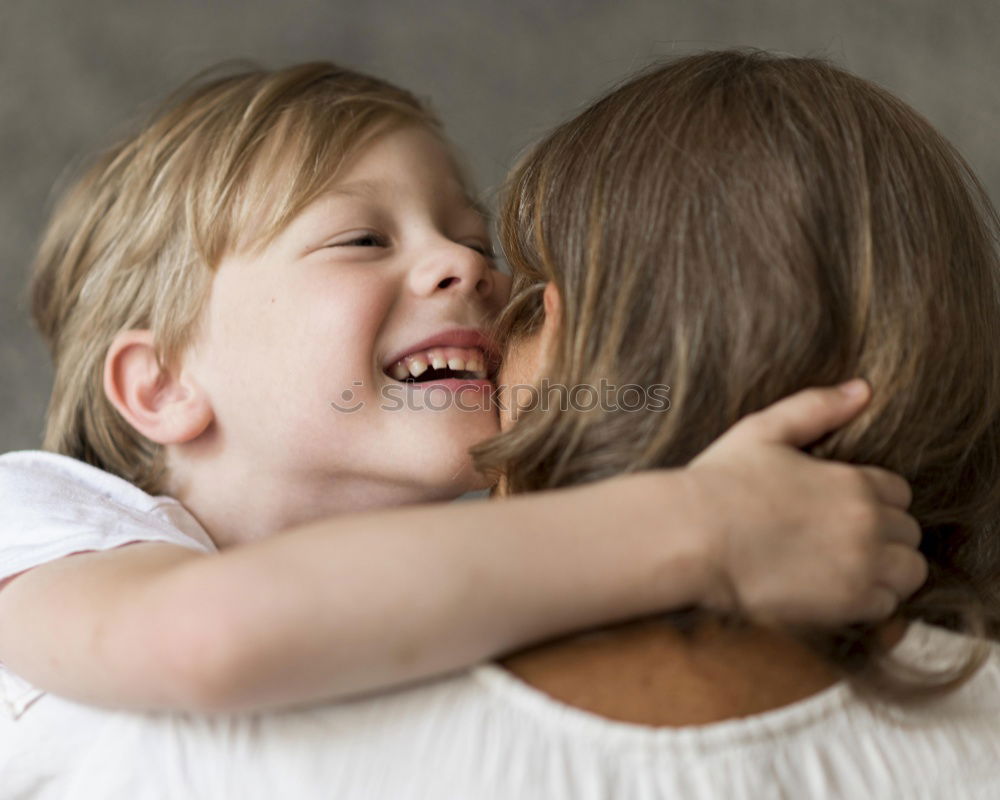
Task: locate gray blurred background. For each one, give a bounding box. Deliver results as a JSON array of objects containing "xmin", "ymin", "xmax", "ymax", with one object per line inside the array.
[{"xmin": 2, "ymin": 0, "xmax": 998, "ymax": 453}]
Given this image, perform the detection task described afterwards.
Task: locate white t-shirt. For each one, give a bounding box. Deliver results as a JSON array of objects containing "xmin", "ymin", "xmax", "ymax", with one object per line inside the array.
[
  {"xmin": 2, "ymin": 449, "xmax": 1000, "ymax": 799},
  {"xmin": 0, "ymin": 450, "xmax": 217, "ymax": 718}
]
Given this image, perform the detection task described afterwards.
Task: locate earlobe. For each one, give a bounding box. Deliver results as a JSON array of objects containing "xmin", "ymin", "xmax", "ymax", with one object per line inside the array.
[
  {"xmin": 539, "ymin": 282, "xmax": 562, "ymax": 361},
  {"xmin": 103, "ymin": 330, "xmax": 213, "ymax": 445},
  {"xmin": 542, "ymin": 281, "xmax": 561, "ymax": 319}
]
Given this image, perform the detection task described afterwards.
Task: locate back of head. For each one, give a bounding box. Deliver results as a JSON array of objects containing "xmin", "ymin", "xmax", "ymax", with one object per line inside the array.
[
  {"xmin": 31, "ymin": 62, "xmax": 440, "ymax": 494},
  {"xmin": 475, "ymin": 49, "xmax": 1000, "ymax": 698}
]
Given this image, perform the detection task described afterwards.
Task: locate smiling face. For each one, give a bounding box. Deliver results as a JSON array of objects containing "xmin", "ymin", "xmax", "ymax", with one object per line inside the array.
[{"xmin": 179, "ymin": 125, "xmax": 512, "ymax": 517}]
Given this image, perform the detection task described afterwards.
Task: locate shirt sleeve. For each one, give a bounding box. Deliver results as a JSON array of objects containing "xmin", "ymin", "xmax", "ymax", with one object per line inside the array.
[{"xmin": 0, "ymin": 451, "xmax": 215, "ymax": 587}]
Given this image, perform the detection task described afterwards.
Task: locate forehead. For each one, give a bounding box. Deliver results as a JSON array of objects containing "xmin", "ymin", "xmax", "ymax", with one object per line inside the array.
[
  {"xmin": 274, "ymin": 128, "xmax": 489, "ymax": 244},
  {"xmin": 332, "ymin": 125, "xmax": 482, "ymax": 211},
  {"xmin": 233, "ymin": 123, "xmax": 486, "ymax": 256}
]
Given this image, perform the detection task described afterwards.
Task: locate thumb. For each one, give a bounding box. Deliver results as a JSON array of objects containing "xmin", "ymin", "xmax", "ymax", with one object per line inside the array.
[{"xmin": 736, "ymin": 379, "xmax": 872, "ymax": 448}]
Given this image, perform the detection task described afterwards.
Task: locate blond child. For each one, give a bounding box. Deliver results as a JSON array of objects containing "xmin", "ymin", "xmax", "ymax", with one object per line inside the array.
[{"xmin": 0, "ymin": 62, "xmax": 923, "ymax": 723}]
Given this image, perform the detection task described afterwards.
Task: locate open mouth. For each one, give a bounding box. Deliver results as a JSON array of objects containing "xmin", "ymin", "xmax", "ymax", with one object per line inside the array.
[{"xmin": 383, "ymin": 345, "xmax": 495, "ymax": 385}]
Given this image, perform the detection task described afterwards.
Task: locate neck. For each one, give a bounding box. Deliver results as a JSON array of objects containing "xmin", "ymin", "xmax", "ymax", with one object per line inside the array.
[
  {"xmin": 500, "ymin": 615, "xmax": 908, "ymax": 726},
  {"xmin": 165, "ymin": 450, "xmax": 457, "ymax": 549}
]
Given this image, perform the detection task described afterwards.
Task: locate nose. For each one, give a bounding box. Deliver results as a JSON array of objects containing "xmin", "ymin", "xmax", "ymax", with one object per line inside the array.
[{"xmin": 410, "ymin": 240, "xmax": 502, "ymax": 303}]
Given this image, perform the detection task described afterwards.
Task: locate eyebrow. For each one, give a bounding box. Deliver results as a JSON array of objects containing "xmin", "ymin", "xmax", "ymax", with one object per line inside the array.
[
  {"xmin": 328, "ymin": 179, "xmax": 490, "ymax": 221},
  {"xmin": 325, "ymin": 179, "xmax": 384, "ymax": 199}
]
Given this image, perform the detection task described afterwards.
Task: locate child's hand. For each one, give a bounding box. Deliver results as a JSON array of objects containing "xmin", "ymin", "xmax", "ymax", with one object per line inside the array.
[{"xmin": 685, "ymin": 379, "xmax": 926, "ymax": 627}]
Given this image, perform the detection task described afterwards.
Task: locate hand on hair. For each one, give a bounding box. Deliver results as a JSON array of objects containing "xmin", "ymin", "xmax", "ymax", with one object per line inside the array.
[{"xmin": 685, "ymin": 379, "xmax": 927, "ymax": 627}]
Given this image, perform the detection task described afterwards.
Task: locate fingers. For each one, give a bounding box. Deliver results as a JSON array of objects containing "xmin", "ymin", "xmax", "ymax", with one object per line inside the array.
[
  {"xmin": 851, "ymin": 543, "xmax": 928, "ymax": 623},
  {"xmin": 876, "ymin": 541, "xmax": 929, "ymax": 600},
  {"xmin": 876, "ymin": 506, "xmax": 922, "ymax": 548},
  {"xmin": 858, "ymin": 466, "xmax": 912, "ymax": 510},
  {"xmin": 735, "ymin": 379, "xmax": 872, "ymax": 448},
  {"xmin": 853, "ymin": 586, "xmax": 900, "ymax": 623}
]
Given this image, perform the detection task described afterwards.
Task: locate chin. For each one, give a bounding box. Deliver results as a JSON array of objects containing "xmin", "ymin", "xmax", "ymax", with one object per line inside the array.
[
  {"xmin": 379, "ymin": 407, "xmax": 499, "ymax": 496},
  {"xmin": 412, "ymin": 443, "xmax": 496, "ymax": 498}
]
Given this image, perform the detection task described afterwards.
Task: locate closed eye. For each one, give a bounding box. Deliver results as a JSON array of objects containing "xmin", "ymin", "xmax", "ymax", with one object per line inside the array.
[
  {"xmin": 328, "ymin": 232, "xmax": 388, "ymax": 248},
  {"xmin": 463, "ymin": 241, "xmax": 496, "ymax": 259}
]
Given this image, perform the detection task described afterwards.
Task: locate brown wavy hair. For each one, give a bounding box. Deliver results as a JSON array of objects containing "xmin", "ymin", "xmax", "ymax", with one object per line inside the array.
[{"xmin": 472, "ymin": 50, "xmax": 1000, "ymax": 699}]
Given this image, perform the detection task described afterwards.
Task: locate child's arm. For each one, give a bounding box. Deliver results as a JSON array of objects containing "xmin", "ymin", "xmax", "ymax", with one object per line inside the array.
[{"xmin": 0, "ymin": 381, "xmax": 925, "ymax": 714}]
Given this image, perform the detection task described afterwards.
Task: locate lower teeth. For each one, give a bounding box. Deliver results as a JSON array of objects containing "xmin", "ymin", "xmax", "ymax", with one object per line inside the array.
[{"xmin": 408, "ymin": 369, "xmax": 479, "ymax": 383}]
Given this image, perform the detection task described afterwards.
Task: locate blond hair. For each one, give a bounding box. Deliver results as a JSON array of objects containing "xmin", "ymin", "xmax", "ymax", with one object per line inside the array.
[
  {"xmin": 31, "ymin": 62, "xmax": 439, "ymax": 494},
  {"xmin": 474, "ymin": 50, "xmax": 1000, "ymax": 700}
]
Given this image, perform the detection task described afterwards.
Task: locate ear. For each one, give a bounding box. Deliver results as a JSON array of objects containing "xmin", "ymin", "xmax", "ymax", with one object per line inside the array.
[
  {"xmin": 103, "ymin": 330, "xmax": 213, "ymax": 445},
  {"xmin": 538, "ymin": 281, "xmax": 562, "ymax": 369}
]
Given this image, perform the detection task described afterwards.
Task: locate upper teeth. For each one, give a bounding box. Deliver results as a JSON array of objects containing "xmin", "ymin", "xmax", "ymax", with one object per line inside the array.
[{"xmin": 387, "ymin": 346, "xmax": 489, "ymax": 381}]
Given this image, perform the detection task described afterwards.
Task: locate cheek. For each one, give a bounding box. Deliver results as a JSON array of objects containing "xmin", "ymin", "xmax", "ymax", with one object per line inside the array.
[
  {"xmin": 265, "ymin": 275, "xmax": 394, "ymax": 399},
  {"xmin": 499, "ymin": 333, "xmax": 543, "ymax": 387},
  {"xmin": 319, "ymin": 276, "xmax": 393, "ymax": 354},
  {"xmin": 297, "ymin": 282, "xmax": 402, "ymax": 428},
  {"xmin": 202, "ymin": 289, "xmax": 372, "ymax": 421},
  {"xmin": 492, "ymin": 271, "xmax": 514, "ymax": 306},
  {"xmin": 188, "ymin": 290, "xmax": 272, "ymax": 402},
  {"xmin": 499, "ymin": 405, "xmax": 517, "ymax": 433}
]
